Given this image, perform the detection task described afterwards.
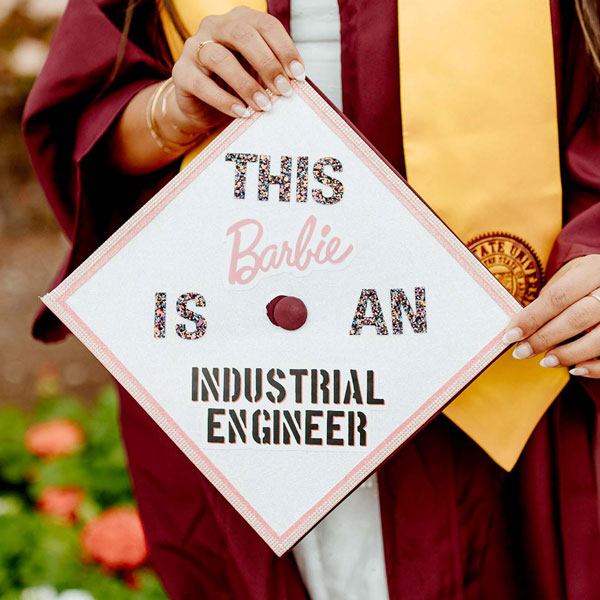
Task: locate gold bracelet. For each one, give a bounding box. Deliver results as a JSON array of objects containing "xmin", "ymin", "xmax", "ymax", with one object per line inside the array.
[
  {"xmin": 146, "ymin": 79, "xmax": 177, "ymax": 153},
  {"xmin": 160, "ymin": 80, "xmax": 199, "ymax": 138},
  {"xmin": 146, "ymin": 78, "xmax": 202, "ymax": 154}
]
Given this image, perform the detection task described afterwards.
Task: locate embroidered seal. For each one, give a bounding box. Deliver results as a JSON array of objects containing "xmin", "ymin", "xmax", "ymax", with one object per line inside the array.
[{"xmin": 467, "ymin": 233, "xmax": 544, "ymax": 306}]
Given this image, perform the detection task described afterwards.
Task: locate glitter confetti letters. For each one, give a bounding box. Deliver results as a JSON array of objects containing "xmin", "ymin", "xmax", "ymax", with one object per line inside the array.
[
  {"xmin": 176, "ymin": 293, "xmax": 207, "ymax": 340},
  {"xmin": 225, "ymin": 153, "xmax": 258, "ymax": 200},
  {"xmin": 312, "ymin": 157, "xmax": 344, "ymax": 205},
  {"xmin": 349, "ymin": 289, "xmax": 389, "ymax": 335},
  {"xmin": 154, "ymin": 292, "xmax": 166, "ymax": 338},
  {"xmin": 296, "ymin": 156, "xmax": 309, "ymax": 202},
  {"xmin": 390, "ymin": 288, "xmax": 427, "ymax": 334},
  {"xmin": 258, "ymin": 155, "xmax": 292, "ymax": 202}
]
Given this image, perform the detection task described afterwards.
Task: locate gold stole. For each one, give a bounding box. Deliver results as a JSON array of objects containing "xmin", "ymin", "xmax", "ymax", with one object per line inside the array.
[{"xmin": 159, "ymin": 0, "xmax": 567, "ymax": 470}]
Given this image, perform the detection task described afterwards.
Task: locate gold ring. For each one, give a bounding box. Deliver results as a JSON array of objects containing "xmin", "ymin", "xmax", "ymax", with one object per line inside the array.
[
  {"xmin": 196, "ymin": 39, "xmax": 218, "ymax": 62},
  {"xmin": 588, "ymin": 292, "xmax": 600, "ymax": 306}
]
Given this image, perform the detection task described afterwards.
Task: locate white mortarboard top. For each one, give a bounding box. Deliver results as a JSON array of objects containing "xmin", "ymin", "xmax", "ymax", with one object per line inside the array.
[{"xmin": 42, "ymin": 81, "xmax": 520, "ymax": 555}]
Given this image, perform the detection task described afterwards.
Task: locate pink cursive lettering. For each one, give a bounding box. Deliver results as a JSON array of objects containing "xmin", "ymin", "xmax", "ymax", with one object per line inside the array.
[{"xmin": 226, "ymin": 216, "xmax": 353, "ymax": 285}]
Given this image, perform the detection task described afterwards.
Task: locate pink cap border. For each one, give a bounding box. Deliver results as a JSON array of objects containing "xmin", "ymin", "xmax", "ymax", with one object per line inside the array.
[{"xmin": 42, "ymin": 81, "xmax": 521, "ymax": 556}]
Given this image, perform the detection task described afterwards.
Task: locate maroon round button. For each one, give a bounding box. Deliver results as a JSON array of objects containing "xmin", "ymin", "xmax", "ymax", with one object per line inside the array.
[{"xmin": 266, "ymin": 296, "xmax": 308, "ymax": 330}]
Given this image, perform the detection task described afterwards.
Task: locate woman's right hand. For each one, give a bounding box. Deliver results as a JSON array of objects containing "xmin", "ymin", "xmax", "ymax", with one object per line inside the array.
[
  {"xmin": 168, "ymin": 6, "xmax": 305, "ymax": 133},
  {"xmin": 108, "ymin": 7, "xmax": 303, "ymax": 174}
]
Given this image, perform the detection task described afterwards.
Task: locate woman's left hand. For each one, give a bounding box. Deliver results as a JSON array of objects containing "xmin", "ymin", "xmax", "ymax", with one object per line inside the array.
[{"xmin": 503, "ymin": 254, "xmax": 600, "ymax": 378}]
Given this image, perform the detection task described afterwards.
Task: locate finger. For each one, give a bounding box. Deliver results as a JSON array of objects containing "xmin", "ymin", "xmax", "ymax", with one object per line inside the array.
[
  {"xmin": 173, "ymin": 64, "xmax": 251, "ymax": 120},
  {"xmin": 197, "ymin": 42, "xmax": 272, "ymax": 112},
  {"xmin": 503, "ymin": 264, "xmax": 600, "ymax": 343},
  {"xmin": 183, "ymin": 36, "xmax": 271, "ymax": 112},
  {"xmin": 512, "ymin": 295, "xmax": 600, "ymax": 359},
  {"xmin": 570, "ymin": 359, "xmax": 600, "ymax": 379},
  {"xmin": 539, "ymin": 324, "xmax": 600, "ymax": 368},
  {"xmin": 250, "ymin": 12, "xmax": 305, "ymax": 81},
  {"xmin": 218, "ymin": 19, "xmax": 294, "ymax": 97}
]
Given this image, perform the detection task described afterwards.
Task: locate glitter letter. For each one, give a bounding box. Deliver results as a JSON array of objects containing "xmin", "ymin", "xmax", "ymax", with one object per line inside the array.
[
  {"xmin": 312, "ymin": 157, "xmax": 343, "ymax": 205},
  {"xmin": 258, "ymin": 155, "xmax": 292, "ymax": 202},
  {"xmin": 296, "ymin": 156, "xmax": 309, "ymax": 202},
  {"xmin": 176, "ymin": 293, "xmax": 207, "ymax": 340},
  {"xmin": 390, "ymin": 287, "xmax": 427, "ymax": 334},
  {"xmin": 349, "ymin": 289, "xmax": 389, "ymax": 335},
  {"xmin": 154, "ymin": 292, "xmax": 166, "ymax": 338},
  {"xmin": 225, "ymin": 153, "xmax": 258, "ymax": 200}
]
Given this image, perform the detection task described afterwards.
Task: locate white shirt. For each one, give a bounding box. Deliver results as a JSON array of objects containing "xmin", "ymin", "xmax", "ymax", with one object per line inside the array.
[
  {"xmin": 290, "ymin": 2, "xmax": 390, "ymax": 599},
  {"xmin": 290, "ymin": 0, "xmax": 343, "ymax": 109}
]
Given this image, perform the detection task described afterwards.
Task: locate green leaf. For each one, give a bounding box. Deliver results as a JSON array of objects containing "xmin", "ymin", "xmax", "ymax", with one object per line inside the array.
[
  {"xmin": 0, "ymin": 408, "xmax": 33, "ymax": 484},
  {"xmin": 33, "ymin": 398, "xmax": 86, "ymax": 427}
]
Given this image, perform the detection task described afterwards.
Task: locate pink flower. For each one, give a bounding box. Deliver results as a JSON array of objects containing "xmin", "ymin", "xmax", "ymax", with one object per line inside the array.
[
  {"xmin": 24, "ymin": 419, "xmax": 84, "ymax": 458},
  {"xmin": 37, "ymin": 486, "xmax": 84, "ymax": 523},
  {"xmin": 81, "ymin": 507, "xmax": 148, "ymax": 570}
]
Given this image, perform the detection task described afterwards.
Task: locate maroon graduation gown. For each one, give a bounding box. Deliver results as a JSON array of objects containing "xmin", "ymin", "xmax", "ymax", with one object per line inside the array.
[{"xmin": 23, "ymin": 0, "xmax": 600, "ymax": 598}]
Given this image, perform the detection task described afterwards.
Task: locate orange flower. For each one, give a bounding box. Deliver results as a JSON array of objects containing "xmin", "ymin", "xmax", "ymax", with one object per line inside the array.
[
  {"xmin": 37, "ymin": 486, "xmax": 84, "ymax": 523},
  {"xmin": 24, "ymin": 419, "xmax": 84, "ymax": 458},
  {"xmin": 81, "ymin": 507, "xmax": 148, "ymax": 570}
]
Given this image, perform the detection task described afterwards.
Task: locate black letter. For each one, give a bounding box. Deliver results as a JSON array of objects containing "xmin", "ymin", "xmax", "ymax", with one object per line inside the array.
[
  {"xmin": 191, "ymin": 367, "xmax": 198, "ymax": 402},
  {"xmin": 201, "ymin": 368, "xmax": 220, "ymax": 402},
  {"xmin": 207, "ymin": 409, "xmax": 225, "ymax": 443},
  {"xmin": 228, "ymin": 409, "xmax": 247, "ymax": 443},
  {"xmin": 326, "ymin": 410, "xmax": 344, "ymax": 446},
  {"xmin": 366, "ymin": 370, "xmax": 384, "ymax": 405},
  {"xmin": 266, "ymin": 369, "xmax": 286, "ymax": 403},
  {"xmin": 290, "ymin": 369, "xmax": 308, "ymax": 403},
  {"xmin": 244, "ymin": 368, "xmax": 263, "ymax": 402},
  {"xmin": 305, "ymin": 410, "xmax": 323, "ymax": 445},
  {"xmin": 356, "ymin": 411, "xmax": 367, "ymax": 446}
]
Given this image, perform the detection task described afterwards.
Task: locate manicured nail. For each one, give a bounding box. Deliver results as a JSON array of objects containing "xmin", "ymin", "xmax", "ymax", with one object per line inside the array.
[
  {"xmin": 570, "ymin": 367, "xmax": 589, "ymax": 376},
  {"xmin": 289, "ymin": 60, "xmax": 305, "ymax": 81},
  {"xmin": 512, "ymin": 343, "xmax": 533, "ymax": 360},
  {"xmin": 540, "ymin": 355, "xmax": 560, "ymax": 368},
  {"xmin": 232, "ymin": 104, "xmax": 251, "ymax": 118},
  {"xmin": 253, "ymin": 92, "xmax": 272, "ymax": 111},
  {"xmin": 502, "ymin": 327, "xmax": 524, "ymax": 344},
  {"xmin": 274, "ymin": 75, "xmax": 293, "ymax": 97}
]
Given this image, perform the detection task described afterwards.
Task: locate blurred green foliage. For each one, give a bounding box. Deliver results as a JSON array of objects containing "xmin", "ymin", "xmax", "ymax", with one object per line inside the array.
[
  {"xmin": 0, "ymin": 6, "xmax": 166, "ymax": 597},
  {"xmin": 26, "ymin": 388, "xmax": 132, "ymax": 509},
  {"xmin": 0, "ymin": 385, "xmax": 168, "ymax": 600}
]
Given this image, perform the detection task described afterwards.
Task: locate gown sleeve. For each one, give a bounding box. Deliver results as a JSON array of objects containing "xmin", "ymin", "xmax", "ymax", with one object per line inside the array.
[
  {"xmin": 546, "ymin": 5, "xmax": 600, "ymax": 400},
  {"xmin": 22, "ymin": 0, "xmax": 178, "ymax": 342},
  {"xmin": 547, "ymin": 5, "xmax": 600, "ymax": 274}
]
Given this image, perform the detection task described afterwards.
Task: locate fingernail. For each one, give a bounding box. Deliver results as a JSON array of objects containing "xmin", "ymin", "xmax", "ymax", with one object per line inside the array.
[
  {"xmin": 289, "ymin": 61, "xmax": 305, "ymax": 81},
  {"xmin": 502, "ymin": 327, "xmax": 524, "ymax": 344},
  {"xmin": 232, "ymin": 104, "xmax": 251, "ymax": 118},
  {"xmin": 570, "ymin": 367, "xmax": 590, "ymax": 376},
  {"xmin": 540, "ymin": 355, "xmax": 560, "ymax": 368},
  {"xmin": 253, "ymin": 92, "xmax": 272, "ymax": 111},
  {"xmin": 274, "ymin": 75, "xmax": 293, "ymax": 97},
  {"xmin": 512, "ymin": 343, "xmax": 533, "ymax": 360}
]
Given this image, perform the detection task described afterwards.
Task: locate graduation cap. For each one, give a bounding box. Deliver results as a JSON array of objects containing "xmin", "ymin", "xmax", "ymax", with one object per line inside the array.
[{"xmin": 42, "ymin": 81, "xmax": 520, "ymax": 555}]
